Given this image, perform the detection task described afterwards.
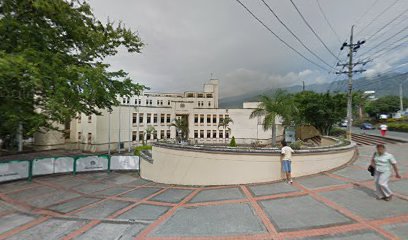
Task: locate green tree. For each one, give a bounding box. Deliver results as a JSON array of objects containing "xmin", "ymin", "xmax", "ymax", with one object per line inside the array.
[
  {"xmin": 218, "ymin": 116, "xmax": 233, "ymax": 144},
  {"xmin": 365, "ymin": 96, "xmax": 408, "ymax": 118},
  {"xmin": 294, "ymin": 91, "xmax": 347, "ymax": 135},
  {"xmin": 0, "ymin": 0, "xmax": 145, "ymax": 149},
  {"xmin": 250, "ymin": 90, "xmax": 296, "ymax": 146},
  {"xmin": 144, "ymin": 126, "xmax": 156, "ymax": 144},
  {"xmin": 170, "ymin": 117, "xmax": 189, "ymax": 142}
]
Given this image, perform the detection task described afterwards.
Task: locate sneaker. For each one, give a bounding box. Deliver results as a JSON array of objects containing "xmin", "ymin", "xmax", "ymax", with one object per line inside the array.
[
  {"xmin": 384, "ymin": 196, "xmax": 392, "ymax": 201},
  {"xmin": 376, "ymin": 196, "xmax": 385, "ymax": 200},
  {"xmin": 288, "ymin": 180, "xmax": 293, "ymax": 184}
]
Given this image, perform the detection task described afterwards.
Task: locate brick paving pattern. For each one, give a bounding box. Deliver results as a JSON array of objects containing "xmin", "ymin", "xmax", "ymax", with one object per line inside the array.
[{"xmin": 0, "ymin": 144, "xmax": 407, "ymax": 239}]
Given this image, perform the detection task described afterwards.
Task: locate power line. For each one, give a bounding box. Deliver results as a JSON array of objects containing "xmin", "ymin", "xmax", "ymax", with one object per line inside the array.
[
  {"xmin": 358, "ymin": 25, "xmax": 408, "ymax": 56},
  {"xmin": 233, "ymin": 0, "xmax": 331, "ymax": 71},
  {"xmin": 289, "ymin": 0, "xmax": 340, "ymax": 61},
  {"xmin": 370, "ymin": 14, "xmax": 407, "ymax": 43},
  {"xmin": 365, "ymin": 7, "xmax": 408, "ymax": 41},
  {"xmin": 259, "ymin": 0, "xmax": 335, "ymax": 70},
  {"xmin": 356, "ymin": 0, "xmax": 400, "ymax": 37},
  {"xmin": 315, "ymin": 0, "xmax": 342, "ymax": 44},
  {"xmin": 369, "ymin": 34, "xmax": 408, "ymax": 59},
  {"xmin": 354, "ymin": 0, "xmax": 380, "ymax": 26}
]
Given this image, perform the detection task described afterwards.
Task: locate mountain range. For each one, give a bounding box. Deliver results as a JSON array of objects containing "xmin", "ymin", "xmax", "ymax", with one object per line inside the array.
[{"xmin": 219, "ymin": 72, "xmax": 408, "ymax": 108}]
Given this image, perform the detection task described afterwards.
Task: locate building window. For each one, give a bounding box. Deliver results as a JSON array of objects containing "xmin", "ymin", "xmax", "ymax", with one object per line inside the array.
[
  {"xmin": 194, "ymin": 114, "xmax": 199, "ymax": 124},
  {"xmin": 187, "ymin": 93, "xmax": 194, "ymax": 97},
  {"xmin": 88, "ymin": 115, "xmax": 92, "ymax": 123},
  {"xmin": 206, "ymin": 93, "xmax": 213, "ymax": 98},
  {"xmin": 198, "ymin": 93, "xmax": 204, "ymax": 98},
  {"xmin": 132, "ymin": 113, "xmax": 137, "ymax": 124},
  {"xmin": 207, "ymin": 130, "xmax": 211, "ymax": 138},
  {"xmin": 138, "ymin": 99, "xmax": 141, "ymax": 105},
  {"xmin": 161, "ymin": 114, "xmax": 165, "ymax": 124},
  {"xmin": 200, "ymin": 114, "xmax": 204, "ymax": 125},
  {"xmin": 213, "ymin": 130, "xmax": 217, "ymax": 138},
  {"xmin": 149, "ymin": 100, "xmax": 153, "ymax": 105},
  {"xmin": 153, "ymin": 114, "xmax": 158, "ymax": 124},
  {"xmin": 166, "ymin": 114, "xmax": 171, "ymax": 123},
  {"xmin": 213, "ymin": 115, "xmax": 217, "ymax": 124},
  {"xmin": 147, "ymin": 114, "xmax": 151, "ymax": 124},
  {"xmin": 200, "ymin": 130, "xmax": 204, "ymax": 138},
  {"xmin": 87, "ymin": 133, "xmax": 92, "ymax": 143},
  {"xmin": 132, "ymin": 131, "xmax": 137, "ymax": 141},
  {"xmin": 157, "ymin": 100, "xmax": 160, "ymax": 105},
  {"xmin": 139, "ymin": 113, "xmax": 144, "ymax": 125},
  {"xmin": 139, "ymin": 132, "xmax": 144, "ymax": 142},
  {"xmin": 145, "ymin": 100, "xmax": 149, "ymax": 105},
  {"xmin": 194, "ymin": 130, "xmax": 198, "ymax": 138},
  {"xmin": 160, "ymin": 130, "xmax": 165, "ymax": 139},
  {"xmin": 207, "ymin": 115, "xmax": 211, "ymax": 125},
  {"xmin": 78, "ymin": 132, "xmax": 82, "ymax": 141},
  {"xmin": 135, "ymin": 99, "xmax": 138, "ymax": 105},
  {"xmin": 153, "ymin": 131, "xmax": 157, "ymax": 139},
  {"xmin": 168, "ymin": 100, "xmax": 171, "ymax": 105},
  {"xmin": 219, "ymin": 131, "xmax": 223, "ymax": 139},
  {"xmin": 219, "ymin": 114, "xmax": 224, "ymax": 123},
  {"xmin": 226, "ymin": 131, "xmax": 229, "ymax": 139},
  {"xmin": 78, "ymin": 114, "xmax": 81, "ymax": 123},
  {"xmin": 166, "ymin": 130, "xmax": 171, "ymax": 138},
  {"xmin": 208, "ymin": 101, "xmax": 211, "ymax": 107}
]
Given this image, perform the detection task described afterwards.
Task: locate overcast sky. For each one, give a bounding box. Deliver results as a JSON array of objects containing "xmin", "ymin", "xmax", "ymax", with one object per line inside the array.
[{"xmin": 88, "ymin": 0, "xmax": 408, "ymax": 98}]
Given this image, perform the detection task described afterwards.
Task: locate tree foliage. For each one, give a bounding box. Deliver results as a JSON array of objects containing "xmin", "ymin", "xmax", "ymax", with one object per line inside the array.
[
  {"xmin": 365, "ymin": 96, "xmax": 408, "ymax": 117},
  {"xmin": 170, "ymin": 117, "xmax": 189, "ymax": 142},
  {"xmin": 250, "ymin": 90, "xmax": 297, "ymax": 146},
  {"xmin": 293, "ymin": 91, "xmax": 347, "ymax": 135},
  {"xmin": 0, "ymin": 0, "xmax": 145, "ymax": 146}
]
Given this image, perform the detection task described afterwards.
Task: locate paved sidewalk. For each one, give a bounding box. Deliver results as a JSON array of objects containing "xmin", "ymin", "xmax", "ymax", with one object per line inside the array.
[
  {"xmin": 0, "ymin": 144, "xmax": 407, "ymax": 240},
  {"xmin": 352, "ymin": 127, "xmax": 408, "ymax": 141}
]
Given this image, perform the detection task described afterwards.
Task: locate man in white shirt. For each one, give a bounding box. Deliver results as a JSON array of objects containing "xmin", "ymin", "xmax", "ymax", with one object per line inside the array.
[{"xmin": 281, "ymin": 141, "xmax": 295, "ymax": 184}]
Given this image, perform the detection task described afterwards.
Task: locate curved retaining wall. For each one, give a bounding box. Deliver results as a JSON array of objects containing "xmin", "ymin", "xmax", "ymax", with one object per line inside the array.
[{"xmin": 140, "ymin": 142, "xmax": 357, "ymax": 186}]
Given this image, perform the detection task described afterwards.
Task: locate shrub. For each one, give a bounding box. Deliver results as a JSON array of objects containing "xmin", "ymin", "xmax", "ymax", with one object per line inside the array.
[
  {"xmin": 387, "ymin": 122, "xmax": 408, "ymax": 132},
  {"xmin": 134, "ymin": 145, "xmax": 152, "ymax": 156},
  {"xmin": 290, "ymin": 140, "xmax": 302, "ymax": 150},
  {"xmin": 330, "ymin": 128, "xmax": 346, "ymax": 137},
  {"xmin": 229, "ymin": 136, "xmax": 237, "ymax": 147}
]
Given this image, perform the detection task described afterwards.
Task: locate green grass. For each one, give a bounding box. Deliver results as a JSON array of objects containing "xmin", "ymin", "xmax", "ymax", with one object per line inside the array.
[{"xmin": 134, "ymin": 145, "xmax": 152, "ymax": 156}]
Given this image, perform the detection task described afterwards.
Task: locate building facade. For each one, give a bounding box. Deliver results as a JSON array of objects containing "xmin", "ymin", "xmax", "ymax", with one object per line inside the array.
[{"xmin": 33, "ymin": 79, "xmax": 282, "ymax": 152}]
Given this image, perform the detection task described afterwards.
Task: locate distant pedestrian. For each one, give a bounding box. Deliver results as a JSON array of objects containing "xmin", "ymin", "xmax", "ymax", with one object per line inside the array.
[
  {"xmin": 370, "ymin": 144, "xmax": 401, "ymax": 201},
  {"xmin": 281, "ymin": 141, "xmax": 294, "ymax": 184},
  {"xmin": 380, "ymin": 124, "xmax": 388, "ymax": 137}
]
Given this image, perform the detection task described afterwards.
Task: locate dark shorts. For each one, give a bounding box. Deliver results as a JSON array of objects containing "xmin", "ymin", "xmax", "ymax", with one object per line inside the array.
[{"xmin": 282, "ymin": 160, "xmax": 291, "ymax": 172}]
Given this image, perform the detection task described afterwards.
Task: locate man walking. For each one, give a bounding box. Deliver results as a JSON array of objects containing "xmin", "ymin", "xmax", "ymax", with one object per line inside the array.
[{"xmin": 281, "ymin": 141, "xmax": 295, "ymax": 184}]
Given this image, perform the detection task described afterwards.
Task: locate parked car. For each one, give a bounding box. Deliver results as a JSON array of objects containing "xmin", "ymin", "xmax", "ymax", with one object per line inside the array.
[
  {"xmin": 339, "ymin": 120, "xmax": 348, "ymax": 127},
  {"xmin": 360, "ymin": 122, "xmax": 374, "ymax": 130},
  {"xmin": 379, "ymin": 114, "xmax": 388, "ymax": 120}
]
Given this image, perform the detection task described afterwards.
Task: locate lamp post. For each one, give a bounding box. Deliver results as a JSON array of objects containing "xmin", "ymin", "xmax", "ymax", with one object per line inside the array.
[{"xmin": 108, "ymin": 109, "xmax": 112, "ymax": 155}]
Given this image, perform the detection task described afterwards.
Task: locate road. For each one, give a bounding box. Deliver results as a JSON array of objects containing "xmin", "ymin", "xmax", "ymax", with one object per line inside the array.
[{"xmin": 351, "ymin": 126, "xmax": 408, "ymax": 141}]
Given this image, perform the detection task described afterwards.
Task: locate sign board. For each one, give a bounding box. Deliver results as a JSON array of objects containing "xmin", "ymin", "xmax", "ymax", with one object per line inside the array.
[
  {"xmin": 110, "ymin": 156, "xmax": 139, "ymax": 170},
  {"xmin": 54, "ymin": 157, "xmax": 74, "ymax": 173},
  {"xmin": 33, "ymin": 158, "xmax": 54, "ymax": 176},
  {"xmin": 76, "ymin": 156, "xmax": 108, "ymax": 172},
  {"xmin": 285, "ymin": 127, "xmax": 296, "ymax": 143},
  {"xmin": 0, "ymin": 161, "xmax": 29, "ymax": 182}
]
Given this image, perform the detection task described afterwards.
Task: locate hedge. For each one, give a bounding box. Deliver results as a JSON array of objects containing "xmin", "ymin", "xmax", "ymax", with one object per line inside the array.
[
  {"xmin": 387, "ymin": 122, "xmax": 408, "ymax": 132},
  {"xmin": 134, "ymin": 145, "xmax": 152, "ymax": 156}
]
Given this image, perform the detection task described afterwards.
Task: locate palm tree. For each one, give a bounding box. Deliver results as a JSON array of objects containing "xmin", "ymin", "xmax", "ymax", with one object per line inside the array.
[
  {"xmin": 170, "ymin": 117, "xmax": 189, "ymax": 142},
  {"xmin": 250, "ymin": 90, "xmax": 296, "ymax": 146},
  {"xmin": 218, "ymin": 116, "xmax": 233, "ymax": 144}
]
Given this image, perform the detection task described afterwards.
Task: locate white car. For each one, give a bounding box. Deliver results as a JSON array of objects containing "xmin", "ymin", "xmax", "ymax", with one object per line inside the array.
[{"xmin": 379, "ymin": 114, "xmax": 388, "ymax": 120}]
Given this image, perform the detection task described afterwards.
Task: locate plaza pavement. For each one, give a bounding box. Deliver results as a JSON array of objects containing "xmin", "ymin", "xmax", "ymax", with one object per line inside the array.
[{"xmin": 0, "ymin": 144, "xmax": 407, "ymax": 240}]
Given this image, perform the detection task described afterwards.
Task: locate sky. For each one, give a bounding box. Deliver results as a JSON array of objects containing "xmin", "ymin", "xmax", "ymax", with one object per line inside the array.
[{"xmin": 87, "ymin": 0, "xmax": 408, "ymax": 98}]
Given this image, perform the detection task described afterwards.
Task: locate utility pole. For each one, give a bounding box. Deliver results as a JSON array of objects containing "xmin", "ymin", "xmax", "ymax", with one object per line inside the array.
[
  {"xmin": 400, "ymin": 81, "xmax": 404, "ymax": 113},
  {"xmin": 108, "ymin": 109, "xmax": 112, "ymax": 155},
  {"xmin": 302, "ymin": 80, "xmax": 305, "ymax": 92},
  {"xmin": 336, "ymin": 25, "xmax": 368, "ymax": 141}
]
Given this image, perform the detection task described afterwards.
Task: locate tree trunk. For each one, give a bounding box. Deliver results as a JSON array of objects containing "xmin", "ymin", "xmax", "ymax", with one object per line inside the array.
[{"xmin": 271, "ymin": 122, "xmax": 277, "ymax": 146}]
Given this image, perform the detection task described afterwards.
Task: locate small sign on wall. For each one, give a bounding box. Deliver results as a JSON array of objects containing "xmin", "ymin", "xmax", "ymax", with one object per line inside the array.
[
  {"xmin": 76, "ymin": 156, "xmax": 108, "ymax": 172},
  {"xmin": 0, "ymin": 161, "xmax": 29, "ymax": 182}
]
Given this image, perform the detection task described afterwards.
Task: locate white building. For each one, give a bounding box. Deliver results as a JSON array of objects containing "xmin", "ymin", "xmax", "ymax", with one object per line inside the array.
[{"xmin": 33, "ymin": 79, "xmax": 282, "ymax": 152}]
